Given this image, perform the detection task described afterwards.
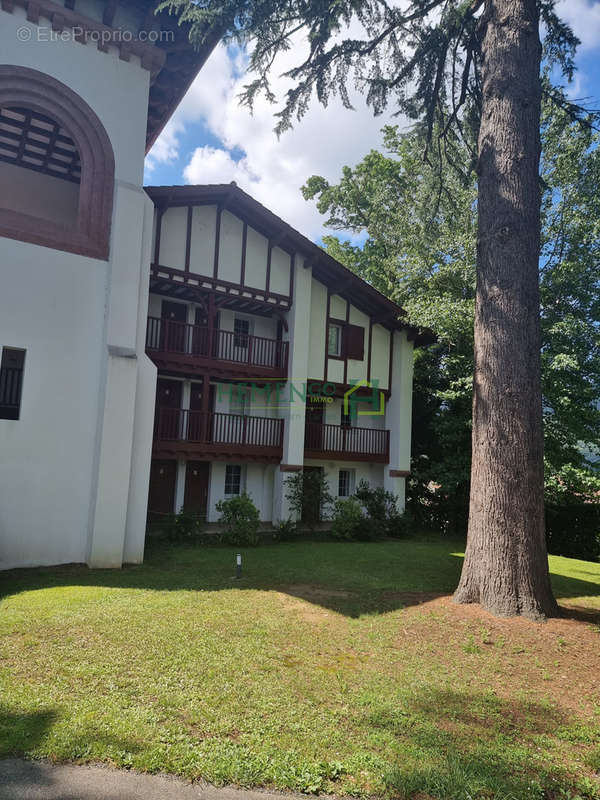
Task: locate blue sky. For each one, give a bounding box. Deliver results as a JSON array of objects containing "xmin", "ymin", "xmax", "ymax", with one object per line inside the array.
[{"xmin": 144, "ymin": 0, "xmax": 600, "ymax": 244}]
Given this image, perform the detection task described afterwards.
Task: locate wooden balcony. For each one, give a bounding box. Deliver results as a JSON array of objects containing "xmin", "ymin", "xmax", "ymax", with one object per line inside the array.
[
  {"xmin": 304, "ymin": 422, "xmax": 390, "ymax": 463},
  {"xmin": 146, "ymin": 317, "xmax": 288, "ymax": 379},
  {"xmin": 153, "ymin": 407, "xmax": 284, "ymax": 462}
]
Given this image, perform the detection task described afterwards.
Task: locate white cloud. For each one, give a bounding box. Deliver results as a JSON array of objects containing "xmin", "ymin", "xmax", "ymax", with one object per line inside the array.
[
  {"xmin": 556, "ymin": 0, "xmax": 600, "ymax": 51},
  {"xmin": 147, "ymin": 36, "xmax": 402, "ymax": 240},
  {"xmin": 144, "ymin": 117, "xmax": 183, "ymax": 175}
]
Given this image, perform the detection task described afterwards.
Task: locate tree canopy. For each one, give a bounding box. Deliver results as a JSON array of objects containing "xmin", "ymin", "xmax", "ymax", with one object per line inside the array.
[{"xmin": 302, "ymin": 107, "xmax": 600, "ymax": 530}]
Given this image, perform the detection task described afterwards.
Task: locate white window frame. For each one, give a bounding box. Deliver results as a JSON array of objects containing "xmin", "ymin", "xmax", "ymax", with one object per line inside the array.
[
  {"xmin": 328, "ymin": 323, "xmax": 342, "ymax": 357},
  {"xmin": 224, "ymin": 464, "xmax": 243, "ymax": 496},
  {"xmin": 338, "ymin": 468, "xmax": 355, "ymax": 498}
]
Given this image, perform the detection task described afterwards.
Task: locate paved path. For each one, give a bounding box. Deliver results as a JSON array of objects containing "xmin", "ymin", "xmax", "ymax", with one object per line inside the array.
[{"xmin": 0, "ymin": 759, "xmax": 307, "ymax": 800}]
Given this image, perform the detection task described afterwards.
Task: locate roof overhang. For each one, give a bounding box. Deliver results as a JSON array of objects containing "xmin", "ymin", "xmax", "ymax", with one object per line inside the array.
[
  {"xmin": 0, "ymin": 0, "xmax": 219, "ymax": 152},
  {"xmin": 145, "ymin": 183, "xmax": 436, "ymax": 346}
]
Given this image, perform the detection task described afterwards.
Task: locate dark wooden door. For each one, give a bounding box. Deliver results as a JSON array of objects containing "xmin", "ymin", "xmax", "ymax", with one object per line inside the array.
[
  {"xmin": 184, "ymin": 461, "xmax": 210, "ymax": 517},
  {"xmin": 189, "ymin": 381, "xmax": 204, "ymax": 441},
  {"xmin": 148, "ymin": 459, "xmax": 176, "ymax": 518},
  {"xmin": 187, "ymin": 381, "xmax": 215, "ymax": 441},
  {"xmin": 157, "ymin": 378, "xmax": 182, "ymax": 408},
  {"xmin": 161, "ymin": 300, "xmax": 187, "ymax": 352},
  {"xmin": 301, "ymin": 466, "xmax": 324, "ymax": 524},
  {"xmin": 193, "ymin": 306, "xmax": 209, "ymax": 355},
  {"xmin": 304, "ymin": 400, "xmax": 325, "ymax": 450},
  {"xmin": 155, "ymin": 379, "xmax": 182, "ymax": 439}
]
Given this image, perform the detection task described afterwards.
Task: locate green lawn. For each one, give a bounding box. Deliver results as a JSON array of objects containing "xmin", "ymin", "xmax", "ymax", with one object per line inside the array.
[{"xmin": 1, "ymin": 537, "xmax": 600, "ymax": 799}]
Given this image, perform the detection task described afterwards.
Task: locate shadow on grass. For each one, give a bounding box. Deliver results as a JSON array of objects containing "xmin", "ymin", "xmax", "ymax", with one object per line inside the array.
[
  {"xmin": 0, "ymin": 538, "xmax": 598, "ymax": 619},
  {"xmin": 0, "ymin": 708, "xmax": 57, "ymax": 758},
  {"xmin": 367, "ymin": 687, "xmax": 590, "ymax": 800},
  {"xmin": 0, "ymin": 708, "xmax": 56, "ymax": 798},
  {"xmin": 0, "ymin": 707, "xmax": 149, "ymax": 800}
]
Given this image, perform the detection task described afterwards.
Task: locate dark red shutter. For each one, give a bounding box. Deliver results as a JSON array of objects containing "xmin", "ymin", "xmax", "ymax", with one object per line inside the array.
[{"xmin": 345, "ymin": 324, "xmax": 365, "ymax": 360}]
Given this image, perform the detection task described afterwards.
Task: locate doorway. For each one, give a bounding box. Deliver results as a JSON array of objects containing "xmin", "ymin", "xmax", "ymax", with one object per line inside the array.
[
  {"xmin": 184, "ymin": 461, "xmax": 210, "ymax": 518},
  {"xmin": 147, "ymin": 459, "xmax": 176, "ymax": 519},
  {"xmin": 155, "ymin": 378, "xmax": 183, "ymax": 440},
  {"xmin": 304, "ymin": 399, "xmax": 325, "ymax": 451},
  {"xmin": 161, "ymin": 300, "xmax": 187, "ymax": 352},
  {"xmin": 301, "ymin": 465, "xmax": 325, "ymax": 525}
]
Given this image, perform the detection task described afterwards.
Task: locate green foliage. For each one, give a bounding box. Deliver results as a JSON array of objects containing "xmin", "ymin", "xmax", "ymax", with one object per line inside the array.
[
  {"xmin": 545, "ymin": 466, "xmax": 600, "ymax": 561},
  {"xmin": 354, "ymin": 480, "xmax": 406, "ymax": 538},
  {"xmin": 1, "ymin": 541, "xmax": 599, "ymax": 798},
  {"xmin": 540, "ymin": 106, "xmax": 600, "ymax": 470},
  {"xmin": 303, "ymin": 110, "xmax": 600, "ymax": 532},
  {"xmin": 161, "ymin": 509, "xmax": 204, "ymax": 542},
  {"xmin": 285, "ymin": 470, "xmax": 333, "ymax": 530},
  {"xmin": 330, "ymin": 497, "xmax": 365, "ymax": 541},
  {"xmin": 158, "ymin": 0, "xmax": 585, "ymax": 152},
  {"xmin": 585, "ymin": 747, "xmax": 600, "ymax": 774},
  {"xmin": 216, "ymin": 492, "xmax": 260, "ymax": 546},
  {"xmin": 272, "ymin": 518, "xmax": 300, "ymax": 542}
]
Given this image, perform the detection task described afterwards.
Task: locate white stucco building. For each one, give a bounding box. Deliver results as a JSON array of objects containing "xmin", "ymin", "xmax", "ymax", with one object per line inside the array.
[
  {"xmin": 143, "ymin": 184, "xmax": 429, "ymax": 525},
  {"xmin": 0, "ymin": 0, "xmax": 428, "ymax": 571}
]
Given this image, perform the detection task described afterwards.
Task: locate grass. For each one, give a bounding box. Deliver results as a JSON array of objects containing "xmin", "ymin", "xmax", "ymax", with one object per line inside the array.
[{"xmin": 1, "ymin": 535, "xmax": 600, "ymax": 799}]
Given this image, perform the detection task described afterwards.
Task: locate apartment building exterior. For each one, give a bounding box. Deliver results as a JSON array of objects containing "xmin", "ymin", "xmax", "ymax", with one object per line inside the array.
[
  {"xmin": 0, "ymin": 0, "xmax": 427, "ymax": 571},
  {"xmin": 144, "ymin": 184, "xmax": 429, "ymax": 524}
]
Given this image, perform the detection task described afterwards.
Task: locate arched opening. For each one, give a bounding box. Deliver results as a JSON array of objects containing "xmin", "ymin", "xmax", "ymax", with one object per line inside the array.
[
  {"xmin": 0, "ymin": 106, "xmax": 81, "ymax": 228},
  {"xmin": 0, "ymin": 65, "xmax": 115, "ymax": 260}
]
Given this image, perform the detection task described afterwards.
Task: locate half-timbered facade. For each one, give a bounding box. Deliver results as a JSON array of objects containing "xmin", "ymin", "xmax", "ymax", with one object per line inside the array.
[
  {"xmin": 144, "ymin": 184, "xmax": 428, "ymax": 523},
  {"xmin": 0, "ymin": 0, "xmax": 427, "ymax": 571}
]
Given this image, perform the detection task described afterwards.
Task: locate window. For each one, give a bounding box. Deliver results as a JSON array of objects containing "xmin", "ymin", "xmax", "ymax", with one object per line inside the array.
[
  {"xmin": 234, "ymin": 318, "xmax": 250, "ymax": 349},
  {"xmin": 224, "ymin": 464, "xmax": 242, "ymax": 496},
  {"xmin": 0, "ymin": 66, "xmax": 114, "ymax": 260},
  {"xmin": 0, "ymin": 347, "xmax": 26, "ymax": 420},
  {"xmin": 328, "ymin": 323, "xmax": 342, "ymax": 357},
  {"xmin": 338, "ymin": 469, "xmax": 355, "ymax": 498}
]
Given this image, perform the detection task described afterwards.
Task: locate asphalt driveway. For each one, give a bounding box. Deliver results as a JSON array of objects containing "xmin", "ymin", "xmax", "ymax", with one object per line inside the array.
[{"xmin": 0, "ymin": 760, "xmax": 306, "ymax": 800}]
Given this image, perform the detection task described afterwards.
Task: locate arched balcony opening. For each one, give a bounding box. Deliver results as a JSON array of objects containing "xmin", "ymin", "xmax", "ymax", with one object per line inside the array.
[
  {"xmin": 0, "ymin": 66, "xmax": 115, "ymax": 260},
  {"xmin": 0, "ymin": 106, "xmax": 81, "ymax": 229}
]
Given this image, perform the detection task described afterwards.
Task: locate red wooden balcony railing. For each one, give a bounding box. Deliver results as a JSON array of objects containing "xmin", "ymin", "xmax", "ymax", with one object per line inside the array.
[
  {"xmin": 304, "ymin": 422, "xmax": 390, "ymax": 462},
  {"xmin": 146, "ymin": 317, "xmax": 288, "ymax": 372},
  {"xmin": 154, "ymin": 407, "xmax": 284, "ymax": 450}
]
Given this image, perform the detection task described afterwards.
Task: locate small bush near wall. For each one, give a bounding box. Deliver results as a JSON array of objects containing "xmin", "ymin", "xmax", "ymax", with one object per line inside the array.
[
  {"xmin": 330, "ymin": 498, "xmax": 366, "ymax": 540},
  {"xmin": 216, "ymin": 493, "xmax": 260, "ymax": 546},
  {"xmin": 272, "ymin": 518, "xmax": 300, "ymax": 541},
  {"xmin": 327, "ymin": 481, "xmax": 410, "ymax": 541},
  {"xmin": 354, "ymin": 481, "xmax": 406, "ymax": 538},
  {"xmin": 285, "ymin": 471, "xmax": 334, "ymax": 531},
  {"xmin": 160, "ymin": 509, "xmax": 205, "ymax": 541}
]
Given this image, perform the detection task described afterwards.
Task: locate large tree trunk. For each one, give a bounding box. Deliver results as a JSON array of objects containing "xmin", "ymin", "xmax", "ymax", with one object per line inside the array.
[{"xmin": 454, "ymin": 0, "xmax": 558, "ymax": 620}]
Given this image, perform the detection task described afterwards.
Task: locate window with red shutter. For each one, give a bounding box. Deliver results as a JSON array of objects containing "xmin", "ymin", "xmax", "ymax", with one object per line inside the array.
[{"xmin": 345, "ymin": 324, "xmax": 365, "ymax": 360}]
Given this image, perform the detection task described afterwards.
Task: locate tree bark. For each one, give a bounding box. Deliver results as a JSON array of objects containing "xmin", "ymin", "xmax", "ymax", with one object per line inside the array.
[{"xmin": 454, "ymin": 0, "xmax": 558, "ymax": 619}]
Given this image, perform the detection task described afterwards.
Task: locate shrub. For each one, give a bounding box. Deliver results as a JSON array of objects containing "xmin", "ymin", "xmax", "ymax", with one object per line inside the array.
[
  {"xmin": 216, "ymin": 492, "xmax": 260, "ymax": 546},
  {"xmin": 330, "ymin": 497, "xmax": 365, "ymax": 540},
  {"xmin": 354, "ymin": 480, "xmax": 406, "ymax": 537},
  {"xmin": 544, "ymin": 466, "xmax": 600, "ymax": 561},
  {"xmin": 285, "ymin": 470, "xmax": 333, "ymax": 530},
  {"xmin": 161, "ymin": 508, "xmax": 204, "ymax": 541},
  {"xmin": 272, "ymin": 518, "xmax": 299, "ymax": 541}
]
